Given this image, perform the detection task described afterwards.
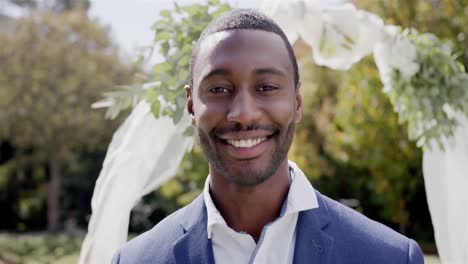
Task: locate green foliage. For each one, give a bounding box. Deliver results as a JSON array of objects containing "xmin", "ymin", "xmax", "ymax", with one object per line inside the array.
[
  {"xmin": 152, "ymin": 0, "xmax": 229, "ymax": 200},
  {"xmin": 0, "ymin": 234, "xmax": 81, "ymax": 264},
  {"xmin": 103, "ymin": 0, "xmax": 230, "ymax": 126},
  {"xmin": 0, "ymin": 9, "xmax": 134, "ymax": 231},
  {"xmin": 0, "ymin": 9, "xmax": 133, "ymax": 156},
  {"xmin": 386, "ymin": 29, "xmax": 468, "ymax": 149},
  {"xmin": 355, "ymin": 0, "xmax": 468, "ymax": 151},
  {"xmin": 332, "ymin": 57, "xmax": 422, "ymax": 228}
]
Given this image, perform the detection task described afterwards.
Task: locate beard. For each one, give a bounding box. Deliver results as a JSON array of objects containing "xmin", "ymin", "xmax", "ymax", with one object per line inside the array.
[{"xmin": 197, "ymin": 121, "xmax": 295, "ymax": 187}]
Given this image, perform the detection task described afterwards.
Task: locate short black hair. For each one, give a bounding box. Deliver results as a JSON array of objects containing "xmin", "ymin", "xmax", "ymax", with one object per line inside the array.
[{"xmin": 189, "ymin": 8, "xmax": 300, "ymax": 88}]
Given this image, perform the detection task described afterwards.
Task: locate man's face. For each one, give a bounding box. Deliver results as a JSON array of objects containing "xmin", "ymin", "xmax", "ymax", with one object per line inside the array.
[{"xmin": 187, "ymin": 29, "xmax": 302, "ymax": 186}]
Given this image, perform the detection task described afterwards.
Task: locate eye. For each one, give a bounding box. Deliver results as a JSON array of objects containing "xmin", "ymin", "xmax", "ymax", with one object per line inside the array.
[
  {"xmin": 257, "ymin": 85, "xmax": 278, "ymax": 92},
  {"xmin": 208, "ymin": 86, "xmax": 230, "ymax": 93}
]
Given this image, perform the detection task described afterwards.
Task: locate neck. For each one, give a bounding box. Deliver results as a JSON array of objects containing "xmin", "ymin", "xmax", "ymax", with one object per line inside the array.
[{"xmin": 209, "ymin": 159, "xmax": 290, "ymax": 242}]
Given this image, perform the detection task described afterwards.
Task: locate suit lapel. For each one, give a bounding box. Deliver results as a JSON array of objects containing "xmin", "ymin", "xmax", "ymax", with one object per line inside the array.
[
  {"xmin": 293, "ymin": 192, "xmax": 334, "ymax": 264},
  {"xmin": 173, "ymin": 195, "xmax": 215, "ymax": 264}
]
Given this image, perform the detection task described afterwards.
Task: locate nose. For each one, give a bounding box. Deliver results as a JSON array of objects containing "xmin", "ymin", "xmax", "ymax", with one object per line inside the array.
[{"xmin": 226, "ymin": 88, "xmax": 262, "ymax": 126}]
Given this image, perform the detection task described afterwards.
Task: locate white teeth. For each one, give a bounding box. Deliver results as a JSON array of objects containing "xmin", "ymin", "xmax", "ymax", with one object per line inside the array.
[{"xmin": 227, "ymin": 137, "xmax": 266, "ymax": 148}]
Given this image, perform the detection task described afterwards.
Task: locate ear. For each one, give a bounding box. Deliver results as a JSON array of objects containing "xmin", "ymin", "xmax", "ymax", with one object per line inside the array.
[
  {"xmin": 294, "ymin": 81, "xmax": 302, "ymax": 123},
  {"xmin": 185, "ymin": 85, "xmax": 196, "ymax": 126}
]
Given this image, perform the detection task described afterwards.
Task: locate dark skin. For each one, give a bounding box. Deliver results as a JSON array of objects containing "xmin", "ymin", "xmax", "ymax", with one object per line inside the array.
[{"xmin": 186, "ymin": 29, "xmax": 302, "ymax": 241}]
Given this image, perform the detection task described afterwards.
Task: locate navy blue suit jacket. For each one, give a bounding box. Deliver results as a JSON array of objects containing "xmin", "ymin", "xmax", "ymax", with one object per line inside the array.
[{"xmin": 113, "ymin": 191, "xmax": 424, "ymax": 263}]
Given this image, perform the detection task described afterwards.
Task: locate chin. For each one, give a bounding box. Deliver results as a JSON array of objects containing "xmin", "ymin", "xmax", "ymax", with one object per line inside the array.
[{"xmin": 218, "ymin": 159, "xmax": 279, "ymax": 187}]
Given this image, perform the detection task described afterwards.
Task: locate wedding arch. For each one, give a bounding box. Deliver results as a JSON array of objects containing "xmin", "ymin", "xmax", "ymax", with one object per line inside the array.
[{"xmin": 79, "ymin": 1, "xmax": 468, "ymax": 263}]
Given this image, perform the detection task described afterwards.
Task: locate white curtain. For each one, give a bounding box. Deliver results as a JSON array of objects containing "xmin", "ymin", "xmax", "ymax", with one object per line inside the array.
[
  {"xmin": 78, "ymin": 101, "xmax": 193, "ymax": 264},
  {"xmin": 423, "ymin": 115, "xmax": 468, "ymax": 264}
]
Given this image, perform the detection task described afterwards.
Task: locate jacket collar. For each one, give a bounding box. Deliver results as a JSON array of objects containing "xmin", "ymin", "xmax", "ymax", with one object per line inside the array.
[
  {"xmin": 173, "ymin": 195, "xmax": 215, "ymax": 264},
  {"xmin": 172, "ymin": 191, "xmax": 334, "ymax": 264},
  {"xmin": 293, "ymin": 191, "xmax": 334, "ymax": 264}
]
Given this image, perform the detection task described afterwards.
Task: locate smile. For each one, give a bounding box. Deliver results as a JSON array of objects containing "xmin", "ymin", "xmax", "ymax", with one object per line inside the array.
[{"xmin": 226, "ymin": 137, "xmax": 267, "ymax": 148}]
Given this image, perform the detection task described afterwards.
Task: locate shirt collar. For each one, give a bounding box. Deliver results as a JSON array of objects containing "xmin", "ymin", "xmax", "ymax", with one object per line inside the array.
[
  {"xmin": 203, "ymin": 175, "xmax": 228, "ymax": 238},
  {"xmin": 203, "ymin": 160, "xmax": 319, "ymax": 239}
]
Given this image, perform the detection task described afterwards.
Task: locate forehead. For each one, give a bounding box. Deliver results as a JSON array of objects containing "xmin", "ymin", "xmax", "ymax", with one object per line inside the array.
[{"xmin": 192, "ymin": 29, "xmax": 293, "ymax": 87}]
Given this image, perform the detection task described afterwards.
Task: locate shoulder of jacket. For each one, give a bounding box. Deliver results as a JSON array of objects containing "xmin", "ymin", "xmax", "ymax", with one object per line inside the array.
[
  {"xmin": 316, "ymin": 191, "xmax": 422, "ymax": 262},
  {"xmin": 114, "ymin": 195, "xmax": 205, "ymax": 263}
]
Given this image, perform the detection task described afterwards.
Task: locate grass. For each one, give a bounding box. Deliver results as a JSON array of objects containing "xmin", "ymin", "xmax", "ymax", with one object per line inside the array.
[{"xmin": 0, "ymin": 233, "xmax": 82, "ymax": 264}]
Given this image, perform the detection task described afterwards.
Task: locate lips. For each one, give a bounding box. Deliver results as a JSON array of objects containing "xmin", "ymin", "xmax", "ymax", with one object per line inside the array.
[
  {"xmin": 226, "ymin": 137, "xmax": 267, "ymax": 148},
  {"xmin": 214, "ymin": 130, "xmax": 277, "ymax": 160}
]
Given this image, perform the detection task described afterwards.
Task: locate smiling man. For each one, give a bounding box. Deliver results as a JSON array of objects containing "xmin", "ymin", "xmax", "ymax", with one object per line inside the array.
[{"xmin": 112, "ymin": 9, "xmax": 424, "ymax": 264}]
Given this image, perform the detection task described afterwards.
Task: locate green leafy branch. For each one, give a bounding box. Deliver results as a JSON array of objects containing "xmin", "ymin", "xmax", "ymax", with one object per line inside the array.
[
  {"xmin": 97, "ymin": 0, "xmax": 230, "ymax": 124},
  {"xmin": 387, "ymin": 29, "xmax": 468, "ymax": 150}
]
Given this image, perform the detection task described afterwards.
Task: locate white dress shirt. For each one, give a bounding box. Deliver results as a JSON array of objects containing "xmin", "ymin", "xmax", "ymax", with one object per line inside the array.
[{"xmin": 203, "ymin": 161, "xmax": 319, "ymax": 264}]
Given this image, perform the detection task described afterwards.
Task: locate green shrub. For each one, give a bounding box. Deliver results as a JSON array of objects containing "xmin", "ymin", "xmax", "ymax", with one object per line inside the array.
[{"xmin": 0, "ymin": 234, "xmax": 81, "ymax": 264}]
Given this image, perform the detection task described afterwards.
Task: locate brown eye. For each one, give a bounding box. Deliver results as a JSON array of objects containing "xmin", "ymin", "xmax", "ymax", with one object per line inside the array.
[
  {"xmin": 257, "ymin": 85, "xmax": 277, "ymax": 92},
  {"xmin": 208, "ymin": 86, "xmax": 230, "ymax": 93}
]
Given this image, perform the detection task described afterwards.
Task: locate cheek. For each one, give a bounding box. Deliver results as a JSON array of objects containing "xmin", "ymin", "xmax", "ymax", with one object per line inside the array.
[
  {"xmin": 193, "ymin": 101, "xmax": 225, "ymax": 128},
  {"xmin": 264, "ymin": 98, "xmax": 297, "ymax": 124}
]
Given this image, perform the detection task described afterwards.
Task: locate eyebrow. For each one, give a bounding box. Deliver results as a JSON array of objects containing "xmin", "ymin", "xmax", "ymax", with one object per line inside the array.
[
  {"xmin": 253, "ymin": 67, "xmax": 287, "ymax": 77},
  {"xmin": 202, "ymin": 67, "xmax": 287, "ymax": 81},
  {"xmin": 202, "ymin": 68, "xmax": 231, "ymax": 80}
]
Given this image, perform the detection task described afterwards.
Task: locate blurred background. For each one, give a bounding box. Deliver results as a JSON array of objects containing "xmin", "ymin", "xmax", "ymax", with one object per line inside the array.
[{"xmin": 1, "ymin": 0, "xmax": 466, "ymax": 263}]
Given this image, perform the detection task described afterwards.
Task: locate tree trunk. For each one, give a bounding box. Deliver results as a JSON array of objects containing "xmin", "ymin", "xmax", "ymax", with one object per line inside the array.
[{"xmin": 47, "ymin": 155, "xmax": 61, "ymax": 233}]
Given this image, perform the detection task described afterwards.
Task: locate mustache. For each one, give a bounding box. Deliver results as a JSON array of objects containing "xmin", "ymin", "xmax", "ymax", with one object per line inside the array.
[{"xmin": 213, "ymin": 123, "xmax": 278, "ymax": 135}]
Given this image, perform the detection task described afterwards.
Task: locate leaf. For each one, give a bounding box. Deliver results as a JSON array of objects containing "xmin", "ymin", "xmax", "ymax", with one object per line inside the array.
[
  {"xmin": 151, "ymin": 100, "xmax": 161, "ymax": 117},
  {"xmin": 183, "ymin": 126, "xmax": 195, "ymax": 136},
  {"xmin": 173, "ymin": 107, "xmax": 184, "ymax": 124},
  {"xmin": 105, "ymin": 105, "xmax": 120, "ymax": 120},
  {"xmin": 155, "ymin": 31, "xmax": 170, "ymax": 42},
  {"xmin": 152, "ymin": 62, "xmax": 171, "ymax": 75},
  {"xmin": 319, "ymin": 27, "xmax": 328, "ymax": 53},
  {"xmin": 176, "ymin": 94, "xmax": 186, "ymax": 108},
  {"xmin": 160, "ymin": 10, "xmax": 172, "ymax": 19},
  {"xmin": 160, "ymin": 42, "xmax": 170, "ymax": 56},
  {"xmin": 218, "ymin": 4, "xmax": 230, "ymax": 13},
  {"xmin": 145, "ymin": 89, "xmax": 158, "ymax": 104},
  {"xmin": 162, "ymin": 107, "xmax": 174, "ymax": 117}
]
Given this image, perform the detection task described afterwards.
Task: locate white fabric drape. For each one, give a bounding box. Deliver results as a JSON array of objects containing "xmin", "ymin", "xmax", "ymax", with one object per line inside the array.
[
  {"xmin": 261, "ymin": 0, "xmax": 385, "ymax": 70},
  {"xmin": 78, "ymin": 101, "xmax": 193, "ymax": 264},
  {"xmin": 423, "ymin": 115, "xmax": 468, "ymax": 264}
]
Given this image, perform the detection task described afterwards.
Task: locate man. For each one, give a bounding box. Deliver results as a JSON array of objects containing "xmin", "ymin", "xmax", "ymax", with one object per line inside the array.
[{"xmin": 113, "ymin": 9, "xmax": 424, "ymax": 264}]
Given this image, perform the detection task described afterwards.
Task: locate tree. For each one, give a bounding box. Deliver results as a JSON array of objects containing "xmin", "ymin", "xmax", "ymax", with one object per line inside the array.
[{"xmin": 0, "ymin": 9, "xmax": 135, "ymax": 232}]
